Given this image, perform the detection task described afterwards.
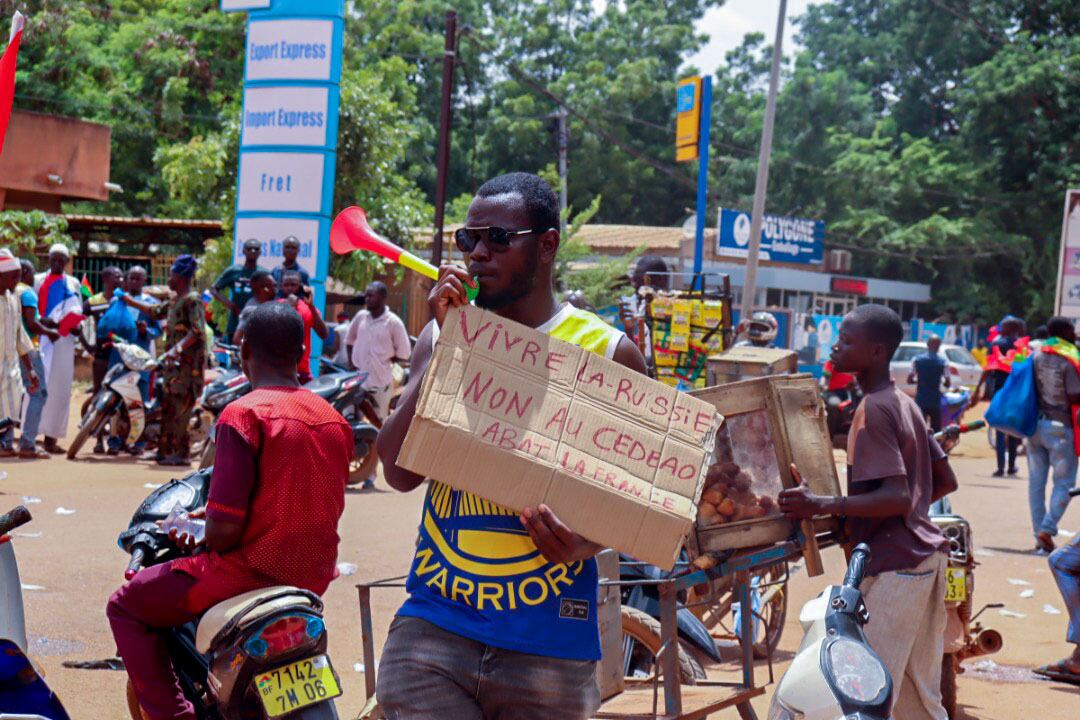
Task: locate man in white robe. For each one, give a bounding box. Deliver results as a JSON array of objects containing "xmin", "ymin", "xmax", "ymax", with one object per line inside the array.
[
  {"xmin": 0, "ymin": 250, "xmax": 39, "ymax": 456},
  {"xmin": 34, "ymin": 244, "xmax": 82, "ymax": 453}
]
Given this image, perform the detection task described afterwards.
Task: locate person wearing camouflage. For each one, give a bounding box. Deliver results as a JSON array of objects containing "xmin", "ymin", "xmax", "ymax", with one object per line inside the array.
[{"xmin": 122, "ymin": 255, "xmax": 205, "ymax": 466}]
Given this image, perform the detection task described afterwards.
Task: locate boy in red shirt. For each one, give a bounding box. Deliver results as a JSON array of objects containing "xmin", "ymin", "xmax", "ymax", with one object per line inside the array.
[{"xmin": 107, "ymin": 302, "xmax": 353, "ymax": 720}]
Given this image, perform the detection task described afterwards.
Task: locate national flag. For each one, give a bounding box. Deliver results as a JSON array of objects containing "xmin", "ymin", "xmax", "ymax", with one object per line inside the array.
[
  {"xmin": 80, "ymin": 274, "xmax": 94, "ymax": 299},
  {"xmin": 38, "ymin": 273, "xmax": 85, "ymax": 337},
  {"xmin": 0, "ymin": 12, "xmax": 25, "ymax": 156}
]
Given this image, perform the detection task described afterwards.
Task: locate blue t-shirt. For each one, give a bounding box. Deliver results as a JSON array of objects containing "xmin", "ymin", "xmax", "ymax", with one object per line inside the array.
[
  {"xmin": 397, "ymin": 306, "xmax": 625, "ymax": 661},
  {"xmin": 18, "ymin": 285, "xmax": 37, "ymax": 340},
  {"xmin": 912, "ymin": 352, "xmax": 947, "ymax": 408}
]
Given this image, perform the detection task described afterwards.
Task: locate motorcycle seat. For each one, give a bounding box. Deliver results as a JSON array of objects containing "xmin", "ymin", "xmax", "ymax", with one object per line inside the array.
[
  {"xmin": 195, "ymin": 586, "xmax": 317, "ymax": 653},
  {"xmin": 303, "ymin": 373, "xmax": 351, "ymax": 399}
]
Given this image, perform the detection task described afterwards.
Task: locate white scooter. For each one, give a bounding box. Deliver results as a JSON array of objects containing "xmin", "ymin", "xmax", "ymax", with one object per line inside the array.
[
  {"xmin": 67, "ymin": 339, "xmax": 159, "ymax": 459},
  {"xmin": 0, "ymin": 505, "xmax": 70, "ymax": 719},
  {"xmin": 768, "ymin": 543, "xmax": 893, "ymax": 720}
]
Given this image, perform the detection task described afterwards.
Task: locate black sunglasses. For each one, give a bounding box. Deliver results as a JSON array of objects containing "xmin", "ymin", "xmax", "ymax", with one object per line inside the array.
[{"xmin": 454, "ymin": 226, "xmax": 550, "ymax": 253}]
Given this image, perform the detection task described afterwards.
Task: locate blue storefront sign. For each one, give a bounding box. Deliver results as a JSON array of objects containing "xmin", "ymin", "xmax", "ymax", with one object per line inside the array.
[
  {"xmin": 717, "ymin": 207, "xmax": 825, "ymax": 265},
  {"xmin": 223, "ymin": 0, "xmax": 344, "ymax": 371}
]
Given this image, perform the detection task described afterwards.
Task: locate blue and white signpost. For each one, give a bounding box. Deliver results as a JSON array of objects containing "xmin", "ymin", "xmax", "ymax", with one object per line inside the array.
[
  {"xmin": 223, "ymin": 0, "xmax": 344, "ymax": 372},
  {"xmin": 716, "ymin": 208, "xmax": 825, "ymax": 265}
]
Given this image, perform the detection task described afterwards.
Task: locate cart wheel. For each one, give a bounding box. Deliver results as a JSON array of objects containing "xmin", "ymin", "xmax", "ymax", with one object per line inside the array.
[
  {"xmin": 751, "ymin": 563, "xmax": 788, "ymax": 659},
  {"xmin": 620, "ymin": 606, "xmax": 705, "ymax": 685},
  {"xmin": 348, "ymin": 448, "xmax": 379, "ymax": 486}
]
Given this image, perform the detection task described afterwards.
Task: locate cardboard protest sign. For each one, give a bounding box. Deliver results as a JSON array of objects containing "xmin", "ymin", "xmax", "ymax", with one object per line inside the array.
[{"xmin": 398, "ymin": 305, "xmax": 722, "ymax": 569}]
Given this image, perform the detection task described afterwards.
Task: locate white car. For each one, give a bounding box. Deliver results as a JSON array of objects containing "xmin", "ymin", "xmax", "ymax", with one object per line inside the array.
[{"xmin": 890, "ymin": 341, "xmax": 982, "ymax": 396}]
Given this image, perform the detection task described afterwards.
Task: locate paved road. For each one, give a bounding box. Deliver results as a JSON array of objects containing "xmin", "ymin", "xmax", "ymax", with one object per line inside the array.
[{"xmin": 2, "ymin": 398, "xmax": 1078, "ymax": 718}]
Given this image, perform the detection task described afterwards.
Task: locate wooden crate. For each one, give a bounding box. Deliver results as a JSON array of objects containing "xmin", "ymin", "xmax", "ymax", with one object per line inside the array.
[
  {"xmin": 689, "ymin": 375, "xmax": 840, "ymax": 557},
  {"xmin": 706, "ymin": 346, "xmax": 797, "ymax": 386}
]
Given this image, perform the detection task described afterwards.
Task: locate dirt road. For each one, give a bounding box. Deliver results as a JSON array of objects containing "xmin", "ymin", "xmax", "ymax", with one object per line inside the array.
[{"xmin": 1, "ymin": 399, "xmax": 1078, "ymax": 718}]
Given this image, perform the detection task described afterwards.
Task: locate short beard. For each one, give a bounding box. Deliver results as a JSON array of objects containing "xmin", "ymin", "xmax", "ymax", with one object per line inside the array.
[
  {"xmin": 476, "ymin": 243, "xmax": 541, "ymax": 311},
  {"xmin": 476, "ymin": 272, "xmax": 535, "ymax": 310}
]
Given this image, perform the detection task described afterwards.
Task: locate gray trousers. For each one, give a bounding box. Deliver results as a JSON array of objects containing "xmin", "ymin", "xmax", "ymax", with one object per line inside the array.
[{"xmin": 377, "ymin": 615, "xmax": 601, "ymax": 720}]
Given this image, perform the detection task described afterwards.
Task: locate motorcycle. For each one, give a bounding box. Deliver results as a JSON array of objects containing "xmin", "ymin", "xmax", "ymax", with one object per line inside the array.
[
  {"xmin": 619, "ymin": 551, "xmax": 789, "ymax": 684},
  {"xmin": 195, "ymin": 343, "xmax": 252, "ymax": 469},
  {"xmin": 940, "ymin": 387, "xmax": 972, "ymax": 429},
  {"xmin": 768, "ymin": 544, "xmax": 893, "ymax": 720},
  {"xmin": 117, "ymin": 471, "xmax": 342, "ymax": 719},
  {"xmin": 929, "ymin": 419, "xmax": 1003, "ymax": 719},
  {"xmin": 304, "ymin": 361, "xmax": 380, "ymax": 485},
  {"xmin": 0, "ymin": 505, "xmax": 71, "ymax": 719},
  {"xmin": 68, "ymin": 339, "xmax": 161, "ymax": 459},
  {"xmin": 197, "ymin": 358, "xmax": 379, "ymax": 485}
]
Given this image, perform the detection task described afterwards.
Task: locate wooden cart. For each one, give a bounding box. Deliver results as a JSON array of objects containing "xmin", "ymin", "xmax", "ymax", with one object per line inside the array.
[{"xmin": 353, "ymin": 529, "xmax": 832, "ymax": 720}]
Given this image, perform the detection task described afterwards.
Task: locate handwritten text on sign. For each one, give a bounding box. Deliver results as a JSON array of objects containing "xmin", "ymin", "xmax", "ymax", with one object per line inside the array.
[{"xmin": 430, "ymin": 307, "xmax": 718, "ymax": 514}]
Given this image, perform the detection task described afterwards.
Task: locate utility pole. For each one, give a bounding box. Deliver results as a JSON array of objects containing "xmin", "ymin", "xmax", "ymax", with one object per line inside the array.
[
  {"xmin": 692, "ymin": 77, "xmax": 712, "ymax": 290},
  {"xmin": 557, "ymin": 107, "xmax": 568, "ymax": 230},
  {"xmin": 739, "ymin": 0, "xmax": 787, "ymax": 322},
  {"xmin": 431, "ymin": 10, "xmax": 457, "ymax": 268}
]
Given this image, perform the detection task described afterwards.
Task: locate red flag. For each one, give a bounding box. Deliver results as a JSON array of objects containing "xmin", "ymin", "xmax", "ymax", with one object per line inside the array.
[{"xmin": 0, "ymin": 12, "xmax": 25, "ymax": 156}]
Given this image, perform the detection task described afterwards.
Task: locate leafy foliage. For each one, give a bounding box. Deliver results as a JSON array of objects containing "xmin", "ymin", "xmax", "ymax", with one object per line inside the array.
[
  {"xmin": 0, "ymin": 211, "xmax": 72, "ymax": 258},
  {"xmin": 705, "ymin": 0, "xmax": 1080, "ymax": 322},
  {"xmin": 4, "ymin": 0, "xmax": 1076, "ymax": 324}
]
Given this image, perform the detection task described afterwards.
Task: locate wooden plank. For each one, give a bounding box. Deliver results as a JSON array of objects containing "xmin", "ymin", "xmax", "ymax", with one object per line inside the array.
[
  {"xmin": 771, "ymin": 380, "xmax": 842, "ymax": 496},
  {"xmin": 768, "ymin": 379, "xmax": 835, "ymax": 577},
  {"xmin": 597, "ymin": 550, "xmax": 626, "ymax": 700},
  {"xmin": 695, "ymin": 516, "xmax": 790, "ymax": 554},
  {"xmin": 690, "ymin": 376, "xmax": 769, "ymax": 415}
]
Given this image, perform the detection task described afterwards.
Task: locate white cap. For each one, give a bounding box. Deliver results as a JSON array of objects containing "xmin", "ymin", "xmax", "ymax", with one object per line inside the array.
[
  {"xmin": 48, "ymin": 243, "xmax": 71, "ymax": 258},
  {"xmin": 0, "ymin": 249, "xmax": 19, "ymax": 273}
]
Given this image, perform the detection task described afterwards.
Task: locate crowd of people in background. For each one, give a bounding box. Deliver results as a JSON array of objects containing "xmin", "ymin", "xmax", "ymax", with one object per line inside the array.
[
  {"xmin": 892, "ymin": 310, "xmax": 1080, "ymax": 683},
  {"xmin": 0, "ymin": 238, "xmax": 414, "ymax": 479},
  {"xmin": 3, "ymin": 179, "xmax": 1079, "ymax": 703}
]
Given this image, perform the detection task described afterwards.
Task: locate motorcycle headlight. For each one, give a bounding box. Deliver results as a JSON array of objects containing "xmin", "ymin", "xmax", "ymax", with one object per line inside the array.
[{"xmin": 825, "ymin": 638, "xmax": 889, "ymax": 704}]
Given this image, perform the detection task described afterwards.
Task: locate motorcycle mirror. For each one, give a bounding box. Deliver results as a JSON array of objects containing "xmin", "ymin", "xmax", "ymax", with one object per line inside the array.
[{"xmin": 970, "ymin": 602, "xmax": 1005, "ymax": 623}]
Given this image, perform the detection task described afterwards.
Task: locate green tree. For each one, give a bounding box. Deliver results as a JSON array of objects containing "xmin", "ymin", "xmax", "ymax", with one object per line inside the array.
[{"xmin": 0, "ymin": 211, "xmax": 72, "ymax": 257}]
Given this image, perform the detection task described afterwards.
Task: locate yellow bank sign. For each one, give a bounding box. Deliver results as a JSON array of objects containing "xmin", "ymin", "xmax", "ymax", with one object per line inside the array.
[{"xmin": 675, "ymin": 76, "xmax": 702, "ymax": 163}]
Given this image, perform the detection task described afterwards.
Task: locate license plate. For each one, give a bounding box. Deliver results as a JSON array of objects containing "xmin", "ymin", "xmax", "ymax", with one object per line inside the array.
[
  {"xmin": 254, "ymin": 654, "xmax": 342, "ymax": 718},
  {"xmin": 945, "ymin": 567, "xmax": 967, "ymax": 603}
]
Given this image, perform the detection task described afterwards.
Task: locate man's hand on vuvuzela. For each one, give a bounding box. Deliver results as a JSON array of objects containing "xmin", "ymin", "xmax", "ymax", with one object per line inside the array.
[
  {"xmin": 428, "ymin": 265, "xmax": 476, "ymax": 328},
  {"xmin": 520, "ymin": 505, "xmax": 602, "ymax": 565}
]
